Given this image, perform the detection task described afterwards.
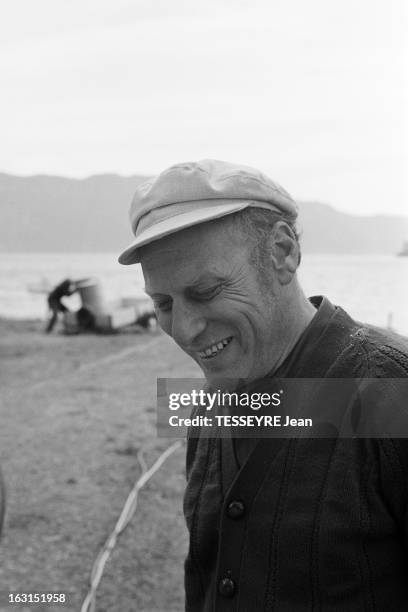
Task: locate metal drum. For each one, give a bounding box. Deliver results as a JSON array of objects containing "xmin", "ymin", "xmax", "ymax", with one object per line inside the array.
[{"xmin": 76, "ymin": 279, "xmax": 108, "ymax": 315}]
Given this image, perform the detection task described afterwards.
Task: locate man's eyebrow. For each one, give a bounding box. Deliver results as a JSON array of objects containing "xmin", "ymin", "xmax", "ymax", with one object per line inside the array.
[
  {"xmin": 189, "ymin": 274, "xmax": 225, "ymax": 287},
  {"xmin": 144, "ymin": 274, "xmax": 225, "ymax": 297}
]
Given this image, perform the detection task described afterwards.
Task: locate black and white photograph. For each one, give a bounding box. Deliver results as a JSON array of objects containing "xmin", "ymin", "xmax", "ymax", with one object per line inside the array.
[{"xmin": 1, "ymin": 1, "xmax": 407, "ymax": 610}]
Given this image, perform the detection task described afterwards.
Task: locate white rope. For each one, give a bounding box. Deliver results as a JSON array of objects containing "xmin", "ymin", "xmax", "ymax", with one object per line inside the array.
[{"xmin": 80, "ymin": 440, "xmax": 183, "ymax": 612}]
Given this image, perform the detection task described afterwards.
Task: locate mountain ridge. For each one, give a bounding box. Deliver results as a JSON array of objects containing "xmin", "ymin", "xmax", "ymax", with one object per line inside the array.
[{"xmin": 0, "ymin": 173, "xmax": 406, "ymax": 254}]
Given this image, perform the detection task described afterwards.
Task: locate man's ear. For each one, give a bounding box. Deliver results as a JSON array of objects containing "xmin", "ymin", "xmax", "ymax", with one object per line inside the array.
[{"xmin": 269, "ymin": 221, "xmax": 299, "ymax": 284}]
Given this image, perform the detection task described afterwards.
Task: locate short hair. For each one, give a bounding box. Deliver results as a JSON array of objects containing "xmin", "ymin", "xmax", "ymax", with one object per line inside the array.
[{"xmin": 230, "ymin": 207, "xmax": 302, "ymax": 272}]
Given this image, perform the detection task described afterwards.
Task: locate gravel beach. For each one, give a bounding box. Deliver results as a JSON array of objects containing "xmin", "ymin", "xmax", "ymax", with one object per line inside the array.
[{"xmin": 0, "ymin": 318, "xmax": 200, "ymax": 611}]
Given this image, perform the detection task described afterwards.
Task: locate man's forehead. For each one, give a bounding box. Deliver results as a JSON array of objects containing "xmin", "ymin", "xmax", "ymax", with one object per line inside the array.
[
  {"xmin": 143, "ymin": 251, "xmax": 233, "ymax": 293},
  {"xmin": 140, "ymin": 221, "xmax": 244, "ymax": 292},
  {"xmin": 140, "ymin": 217, "xmax": 241, "ymax": 263}
]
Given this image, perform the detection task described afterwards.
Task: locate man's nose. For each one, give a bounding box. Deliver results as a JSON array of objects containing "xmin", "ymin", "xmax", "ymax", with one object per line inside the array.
[{"xmin": 170, "ymin": 299, "xmax": 206, "ymax": 348}]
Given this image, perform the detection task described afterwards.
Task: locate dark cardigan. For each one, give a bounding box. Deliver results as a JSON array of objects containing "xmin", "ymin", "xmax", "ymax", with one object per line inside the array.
[{"xmin": 183, "ymin": 296, "xmax": 408, "ymax": 611}]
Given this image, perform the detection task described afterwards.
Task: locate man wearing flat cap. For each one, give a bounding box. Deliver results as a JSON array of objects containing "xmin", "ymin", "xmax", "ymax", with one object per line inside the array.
[{"xmin": 119, "ymin": 159, "xmax": 408, "ymax": 611}]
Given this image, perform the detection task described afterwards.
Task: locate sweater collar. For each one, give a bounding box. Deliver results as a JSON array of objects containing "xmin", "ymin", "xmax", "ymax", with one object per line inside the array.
[{"xmin": 273, "ymin": 295, "xmax": 355, "ymax": 378}]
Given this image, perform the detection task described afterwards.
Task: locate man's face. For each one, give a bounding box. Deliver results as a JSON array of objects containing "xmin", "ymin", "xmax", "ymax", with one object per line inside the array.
[{"xmin": 140, "ymin": 219, "xmax": 289, "ymax": 387}]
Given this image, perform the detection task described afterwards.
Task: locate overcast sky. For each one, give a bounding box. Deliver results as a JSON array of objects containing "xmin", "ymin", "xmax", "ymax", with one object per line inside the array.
[{"xmin": 1, "ymin": 0, "xmax": 407, "ymax": 215}]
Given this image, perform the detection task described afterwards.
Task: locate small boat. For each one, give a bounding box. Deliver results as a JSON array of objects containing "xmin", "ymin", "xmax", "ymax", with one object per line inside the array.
[{"xmin": 397, "ymin": 241, "xmax": 408, "ymax": 257}]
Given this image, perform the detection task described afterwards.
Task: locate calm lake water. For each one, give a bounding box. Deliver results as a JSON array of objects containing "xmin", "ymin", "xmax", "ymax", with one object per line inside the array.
[{"xmin": 0, "ymin": 253, "xmax": 407, "ymax": 335}]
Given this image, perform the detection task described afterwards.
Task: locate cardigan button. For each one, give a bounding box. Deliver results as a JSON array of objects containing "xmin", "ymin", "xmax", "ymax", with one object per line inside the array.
[
  {"xmin": 227, "ymin": 500, "xmax": 245, "ymax": 519},
  {"xmin": 218, "ymin": 576, "xmax": 236, "ymax": 597}
]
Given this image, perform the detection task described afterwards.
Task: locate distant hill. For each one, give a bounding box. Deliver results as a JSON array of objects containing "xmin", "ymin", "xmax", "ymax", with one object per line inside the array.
[
  {"xmin": 298, "ymin": 201, "xmax": 407, "ymax": 254},
  {"xmin": 0, "ymin": 172, "xmax": 406, "ymax": 254}
]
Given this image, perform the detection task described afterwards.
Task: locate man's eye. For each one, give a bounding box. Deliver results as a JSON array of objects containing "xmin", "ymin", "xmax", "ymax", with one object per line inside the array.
[
  {"xmin": 154, "ymin": 299, "xmax": 172, "ymax": 312},
  {"xmin": 194, "ymin": 286, "xmax": 222, "ymax": 301}
]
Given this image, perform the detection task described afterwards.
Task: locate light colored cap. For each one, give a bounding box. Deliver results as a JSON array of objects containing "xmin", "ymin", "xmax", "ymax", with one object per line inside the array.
[{"xmin": 118, "ymin": 158, "xmax": 298, "ymax": 264}]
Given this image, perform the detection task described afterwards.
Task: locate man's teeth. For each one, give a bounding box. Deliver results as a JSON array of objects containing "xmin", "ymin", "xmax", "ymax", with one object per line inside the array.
[{"xmin": 199, "ymin": 337, "xmax": 232, "ymax": 359}]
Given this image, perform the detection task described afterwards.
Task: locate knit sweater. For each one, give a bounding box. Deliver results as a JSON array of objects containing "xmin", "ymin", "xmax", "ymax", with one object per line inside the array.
[{"xmin": 183, "ymin": 296, "xmax": 408, "ymax": 611}]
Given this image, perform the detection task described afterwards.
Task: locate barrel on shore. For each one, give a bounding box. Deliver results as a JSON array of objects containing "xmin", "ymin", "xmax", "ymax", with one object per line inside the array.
[
  {"xmin": 76, "ymin": 279, "xmax": 108, "ymax": 315},
  {"xmin": 64, "ymin": 279, "xmax": 142, "ymax": 333}
]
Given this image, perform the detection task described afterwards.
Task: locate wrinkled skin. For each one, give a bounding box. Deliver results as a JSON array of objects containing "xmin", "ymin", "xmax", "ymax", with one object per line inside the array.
[{"xmin": 140, "ymin": 217, "xmax": 315, "ymax": 388}]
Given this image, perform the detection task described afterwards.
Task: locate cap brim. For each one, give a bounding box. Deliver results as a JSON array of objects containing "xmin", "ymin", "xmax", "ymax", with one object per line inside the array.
[{"xmin": 118, "ymin": 201, "xmax": 251, "ymax": 265}]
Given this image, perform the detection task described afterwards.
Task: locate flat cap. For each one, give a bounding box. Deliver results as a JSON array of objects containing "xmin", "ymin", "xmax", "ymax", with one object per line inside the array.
[{"xmin": 118, "ymin": 158, "xmax": 297, "ymax": 264}]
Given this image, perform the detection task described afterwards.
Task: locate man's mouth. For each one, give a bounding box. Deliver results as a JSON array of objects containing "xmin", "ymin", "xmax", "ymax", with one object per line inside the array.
[{"xmin": 197, "ymin": 337, "xmax": 233, "ymax": 360}]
